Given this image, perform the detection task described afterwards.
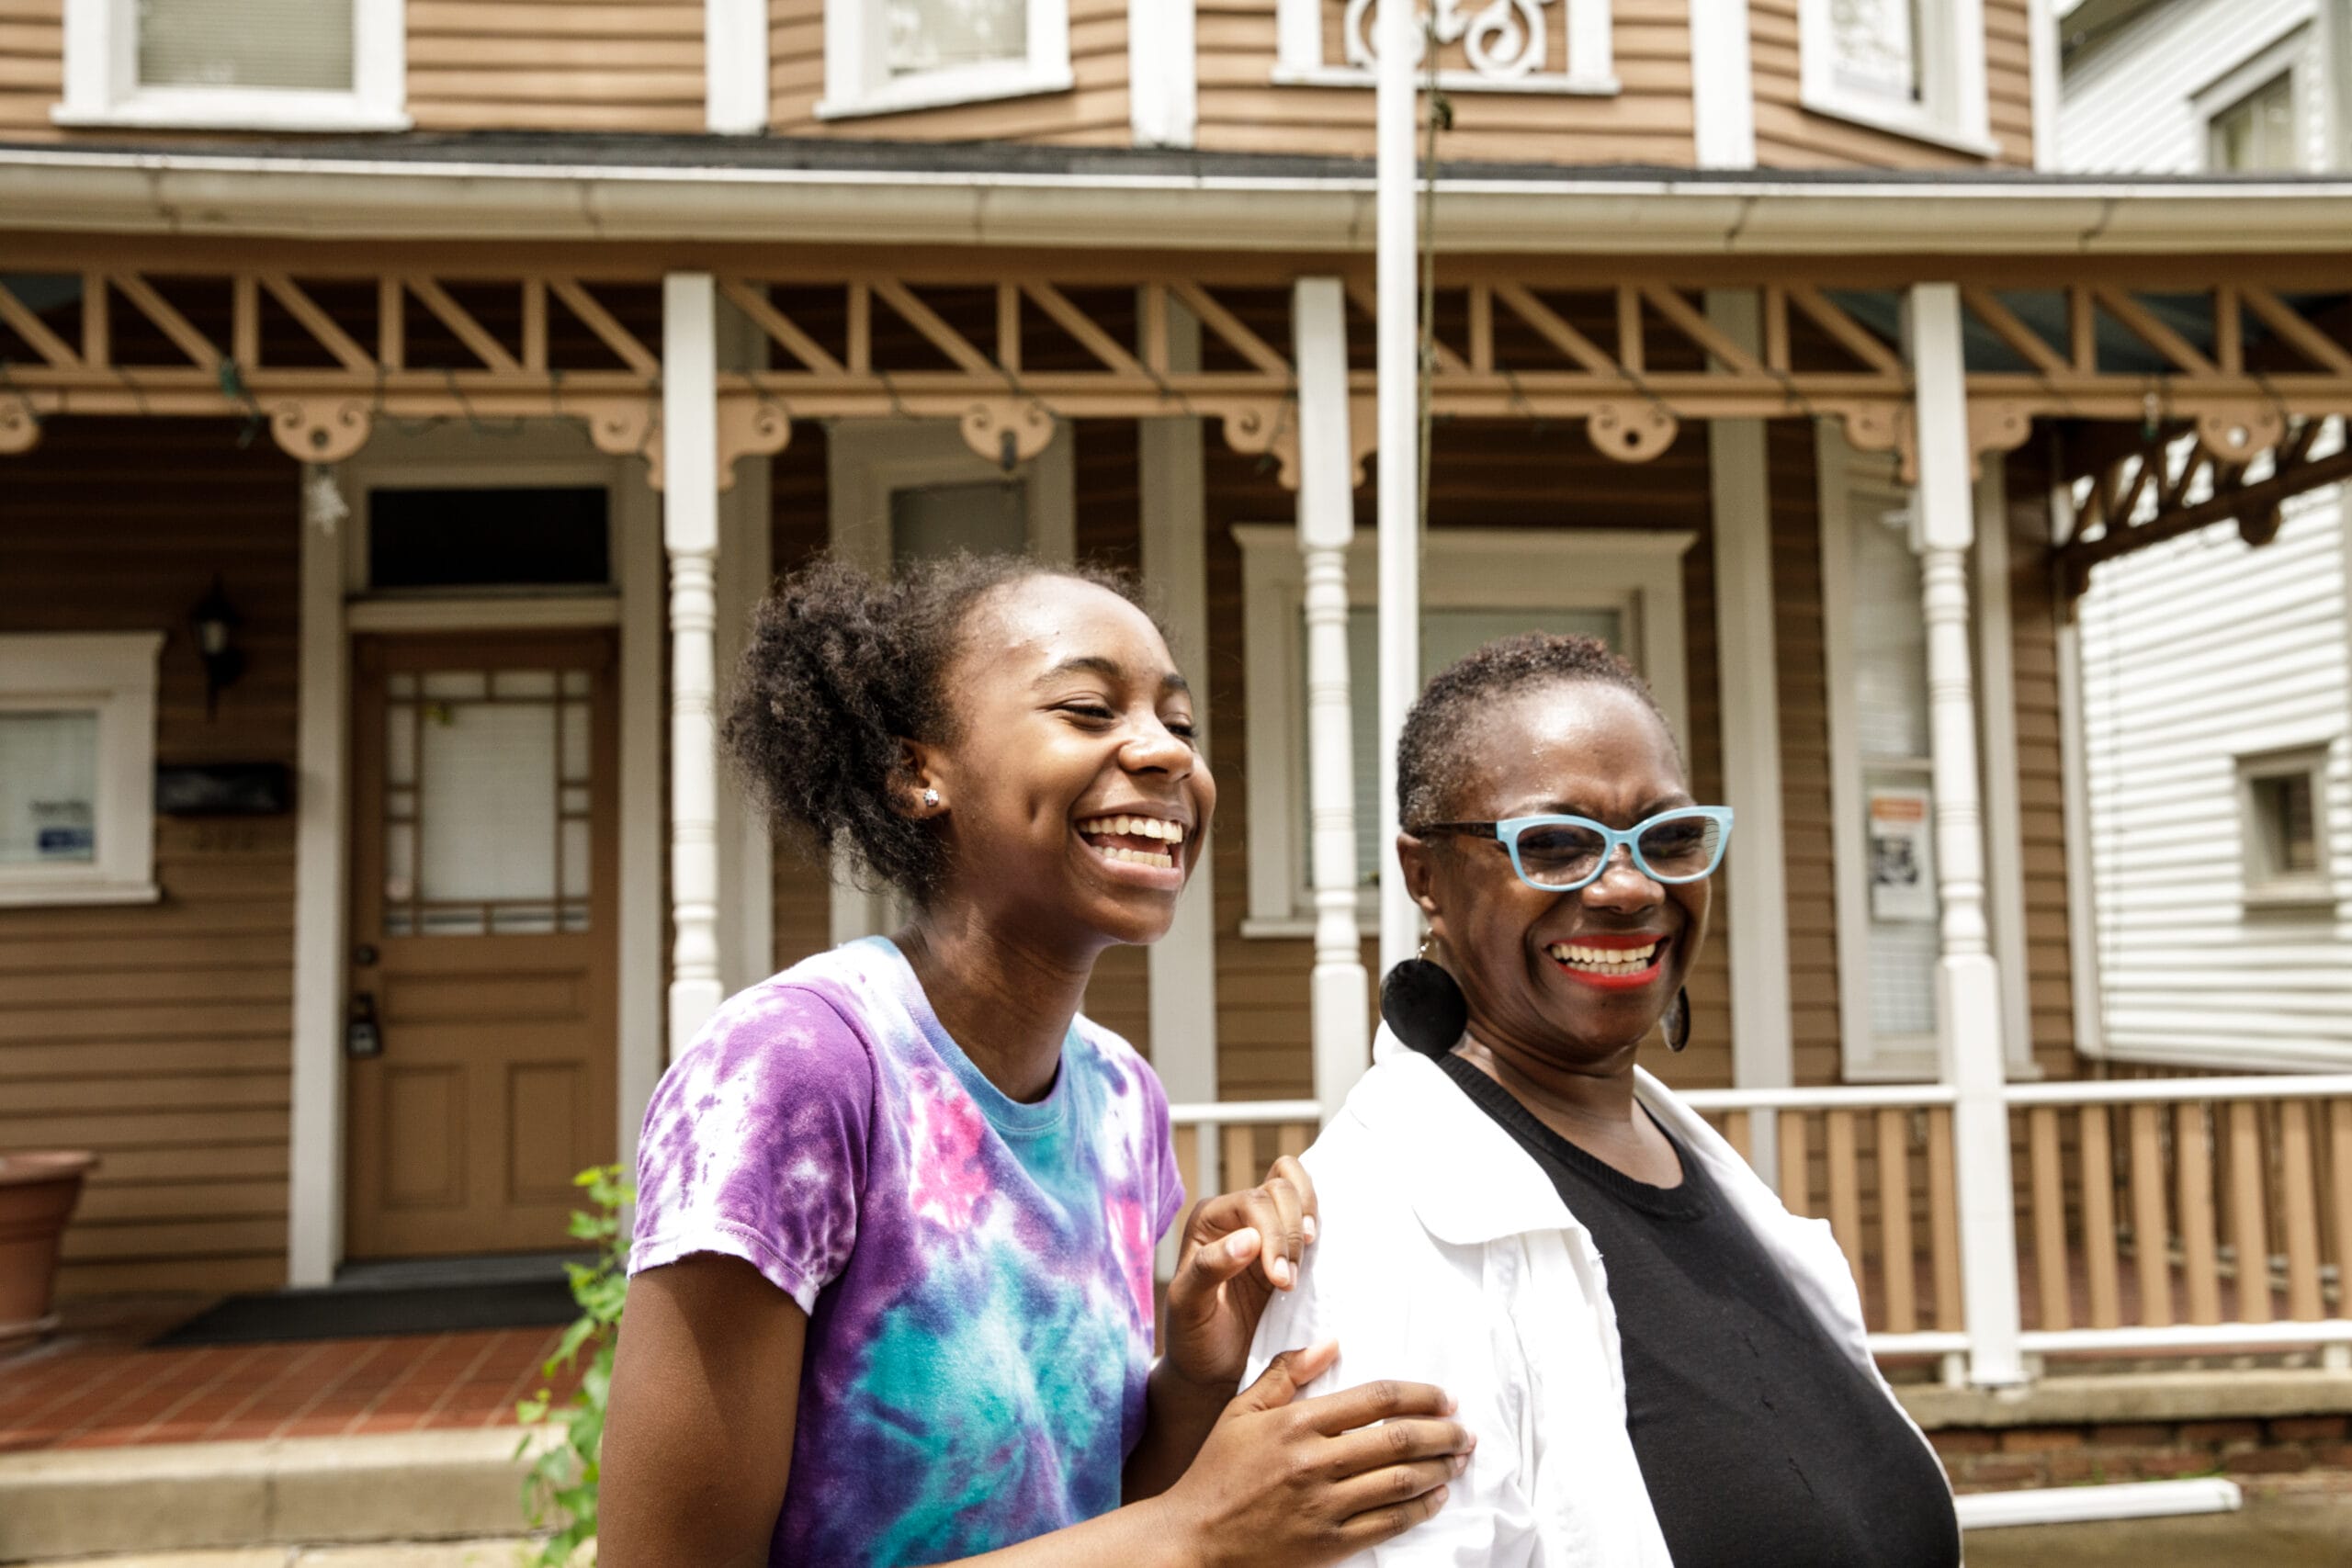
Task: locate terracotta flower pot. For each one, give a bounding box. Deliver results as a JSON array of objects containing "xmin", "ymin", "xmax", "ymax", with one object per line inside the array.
[{"xmin": 0, "ymin": 1151, "xmax": 97, "ymax": 1347}]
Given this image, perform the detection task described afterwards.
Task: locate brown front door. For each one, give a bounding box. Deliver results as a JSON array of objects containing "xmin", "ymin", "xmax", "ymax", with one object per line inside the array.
[{"xmin": 345, "ymin": 632, "xmax": 619, "ymax": 1258}]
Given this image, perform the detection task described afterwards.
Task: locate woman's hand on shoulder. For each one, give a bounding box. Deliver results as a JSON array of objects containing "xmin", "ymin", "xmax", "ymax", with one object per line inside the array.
[
  {"xmin": 1160, "ymin": 1155, "xmax": 1317, "ymax": 1394},
  {"xmin": 1158, "ymin": 1340, "xmax": 1471, "ymax": 1568}
]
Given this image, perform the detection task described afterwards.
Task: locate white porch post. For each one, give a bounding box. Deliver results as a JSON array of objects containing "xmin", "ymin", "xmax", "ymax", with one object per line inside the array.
[
  {"xmin": 1374, "ymin": 0, "xmax": 1421, "ymax": 979},
  {"xmin": 1140, "ymin": 297, "xmax": 1218, "ymax": 1110},
  {"xmin": 1909, "ymin": 282, "xmax": 2026, "ymax": 1387},
  {"xmin": 1705, "ymin": 289, "xmax": 1791, "ymax": 1186},
  {"xmin": 664, "ymin": 273, "xmax": 728, "ymax": 1055},
  {"xmin": 1296, "ymin": 276, "xmax": 1371, "ymax": 1119}
]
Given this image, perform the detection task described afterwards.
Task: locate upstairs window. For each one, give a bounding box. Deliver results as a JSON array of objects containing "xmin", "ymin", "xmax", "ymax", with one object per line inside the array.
[
  {"xmin": 2238, "ymin": 745, "xmax": 2334, "ymax": 907},
  {"xmin": 57, "ymin": 0, "xmax": 406, "ymax": 130},
  {"xmin": 1800, "ymin": 0, "xmax": 1991, "ymax": 154},
  {"xmin": 823, "ymin": 0, "xmax": 1071, "ymax": 119},
  {"xmin": 2210, "ymin": 75, "xmax": 2298, "ymax": 171}
]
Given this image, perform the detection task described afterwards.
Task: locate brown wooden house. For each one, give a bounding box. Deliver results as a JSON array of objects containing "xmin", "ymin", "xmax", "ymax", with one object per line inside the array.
[{"xmin": 6, "ymin": 0, "xmax": 2352, "ymax": 1423}]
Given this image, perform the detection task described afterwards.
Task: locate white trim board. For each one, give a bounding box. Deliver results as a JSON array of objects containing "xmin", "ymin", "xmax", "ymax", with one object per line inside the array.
[
  {"xmin": 0, "ymin": 630, "xmax": 164, "ymax": 908},
  {"xmin": 285, "ymin": 423, "xmax": 663, "ymax": 1285},
  {"xmin": 1233, "ymin": 524, "xmax": 1696, "ymax": 939}
]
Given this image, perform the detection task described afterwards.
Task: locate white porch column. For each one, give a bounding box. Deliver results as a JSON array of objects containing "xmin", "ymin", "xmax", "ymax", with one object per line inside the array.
[
  {"xmin": 664, "ymin": 273, "xmax": 727, "ymax": 1054},
  {"xmin": 1374, "ymin": 0, "xmax": 1421, "ymax": 979},
  {"xmin": 1140, "ymin": 297, "xmax": 1218, "ymax": 1108},
  {"xmin": 1295, "ymin": 277, "xmax": 1371, "ymax": 1118},
  {"xmin": 1705, "ymin": 289, "xmax": 1790, "ymax": 1185},
  {"xmin": 1908, "ymin": 282, "xmax": 2026, "ymax": 1387}
]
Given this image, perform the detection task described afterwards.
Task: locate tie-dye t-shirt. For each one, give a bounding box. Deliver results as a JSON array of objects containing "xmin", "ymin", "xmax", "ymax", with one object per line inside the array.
[{"xmin": 630, "ymin": 936, "xmax": 1186, "ymax": 1568}]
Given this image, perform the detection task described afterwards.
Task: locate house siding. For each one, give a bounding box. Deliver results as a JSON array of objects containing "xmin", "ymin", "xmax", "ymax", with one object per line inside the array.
[
  {"xmin": 0, "ymin": 418, "xmax": 300, "ymax": 1299},
  {"xmin": 1750, "ymin": 0, "xmax": 2036, "ymax": 168},
  {"xmin": 0, "ymin": 0, "xmax": 59, "ymax": 140},
  {"xmin": 2075, "ymin": 482, "xmax": 2352, "ymax": 1068},
  {"xmin": 407, "ymin": 0, "xmax": 707, "ymax": 134},
  {"xmin": 2059, "ymin": 0, "xmax": 2322, "ymax": 174}
]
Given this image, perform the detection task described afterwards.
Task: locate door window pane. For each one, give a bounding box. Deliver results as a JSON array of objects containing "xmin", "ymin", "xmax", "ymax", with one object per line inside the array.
[
  {"xmin": 138, "ymin": 0, "xmax": 354, "ymax": 90},
  {"xmin": 890, "ymin": 479, "xmax": 1028, "ymax": 562},
  {"xmin": 1321, "ymin": 607, "xmax": 1625, "ymax": 886},
  {"xmin": 888, "ymin": 0, "xmax": 1027, "ymax": 74},
  {"xmin": 1830, "ymin": 0, "xmax": 1922, "ymax": 103},
  {"xmin": 0, "ymin": 710, "xmax": 99, "ymax": 864},
  {"xmin": 2210, "ymin": 73, "xmax": 2298, "ymax": 172}
]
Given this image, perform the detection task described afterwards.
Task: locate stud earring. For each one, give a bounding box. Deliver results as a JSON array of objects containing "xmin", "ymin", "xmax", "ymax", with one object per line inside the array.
[
  {"xmin": 1663, "ymin": 986, "xmax": 1690, "ymax": 1054},
  {"xmin": 922, "ymin": 788, "xmax": 940, "ymax": 809},
  {"xmin": 1379, "ymin": 934, "xmax": 1469, "ymax": 1057}
]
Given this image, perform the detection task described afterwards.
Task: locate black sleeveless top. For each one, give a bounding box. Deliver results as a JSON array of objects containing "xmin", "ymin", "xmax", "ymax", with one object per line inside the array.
[{"xmin": 1430, "ymin": 1051, "xmax": 1962, "ymax": 1568}]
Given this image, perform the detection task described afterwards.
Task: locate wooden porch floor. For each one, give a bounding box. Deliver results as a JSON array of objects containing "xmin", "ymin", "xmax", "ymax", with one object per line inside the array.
[{"xmin": 0, "ymin": 1302, "xmax": 582, "ymax": 1454}]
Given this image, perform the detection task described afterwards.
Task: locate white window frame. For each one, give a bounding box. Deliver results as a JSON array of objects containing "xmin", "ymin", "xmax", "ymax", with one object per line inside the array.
[
  {"xmin": 1798, "ymin": 0, "xmax": 1994, "ymax": 157},
  {"xmin": 1272, "ymin": 0, "xmax": 1619, "ymax": 96},
  {"xmin": 2194, "ymin": 24, "xmax": 2315, "ymax": 175},
  {"xmin": 0, "ymin": 631, "xmax": 164, "ymax": 908},
  {"xmin": 819, "ymin": 0, "xmax": 1073, "ymax": 120},
  {"xmin": 55, "ymin": 0, "xmax": 408, "ymax": 132},
  {"xmin": 1234, "ymin": 525, "xmax": 1693, "ymax": 940},
  {"xmin": 2235, "ymin": 741, "xmax": 2335, "ymax": 908}
]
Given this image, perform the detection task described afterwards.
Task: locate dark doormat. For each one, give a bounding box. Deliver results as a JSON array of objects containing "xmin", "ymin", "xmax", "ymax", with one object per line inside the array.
[{"xmin": 153, "ymin": 1279, "xmax": 581, "ymax": 1347}]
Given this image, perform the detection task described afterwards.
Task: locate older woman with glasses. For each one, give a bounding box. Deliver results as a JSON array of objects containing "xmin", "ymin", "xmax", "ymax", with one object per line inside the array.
[{"xmin": 1246, "ymin": 632, "xmax": 1959, "ymax": 1567}]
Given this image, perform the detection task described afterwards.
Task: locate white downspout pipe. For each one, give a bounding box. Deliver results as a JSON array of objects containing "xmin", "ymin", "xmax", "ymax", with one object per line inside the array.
[
  {"xmin": 1295, "ymin": 277, "xmax": 1372, "ymax": 1118},
  {"xmin": 1374, "ymin": 0, "xmax": 1423, "ymax": 978}
]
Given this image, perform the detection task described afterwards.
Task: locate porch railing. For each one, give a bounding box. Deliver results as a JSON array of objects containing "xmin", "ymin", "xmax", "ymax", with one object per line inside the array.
[{"xmin": 1166, "ymin": 1075, "xmax": 2352, "ymax": 1384}]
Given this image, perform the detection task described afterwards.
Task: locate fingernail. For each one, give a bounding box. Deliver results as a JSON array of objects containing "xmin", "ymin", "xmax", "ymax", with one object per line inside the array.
[
  {"xmin": 1271, "ymin": 1257, "xmax": 1292, "ymax": 1286},
  {"xmin": 1226, "ymin": 1230, "xmax": 1258, "ymax": 1260},
  {"xmin": 1444, "ymin": 1393, "xmax": 1458, "ymax": 1414},
  {"xmin": 1452, "ymin": 1452, "xmax": 1469, "ymax": 1474},
  {"xmin": 1303, "ymin": 1215, "xmax": 1318, "ymax": 1243},
  {"xmin": 1432, "ymin": 1485, "xmax": 1451, "ymax": 1506}
]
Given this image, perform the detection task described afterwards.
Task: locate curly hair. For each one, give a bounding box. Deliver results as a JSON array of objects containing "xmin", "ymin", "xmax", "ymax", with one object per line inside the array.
[
  {"xmin": 723, "ymin": 552, "xmax": 1152, "ymax": 904},
  {"xmin": 1396, "ymin": 631, "xmax": 1678, "ymax": 829}
]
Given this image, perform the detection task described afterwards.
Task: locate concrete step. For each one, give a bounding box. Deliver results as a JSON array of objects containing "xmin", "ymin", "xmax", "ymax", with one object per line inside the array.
[{"xmin": 0, "ymin": 1429, "xmax": 560, "ymax": 1563}]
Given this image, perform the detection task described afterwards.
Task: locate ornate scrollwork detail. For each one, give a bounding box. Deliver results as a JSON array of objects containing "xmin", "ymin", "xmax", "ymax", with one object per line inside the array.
[
  {"xmin": 717, "ymin": 397, "xmax": 793, "ymax": 494},
  {"xmin": 0, "ymin": 397, "xmax": 41, "ymax": 456},
  {"xmin": 577, "ymin": 397, "xmax": 662, "ymax": 485},
  {"xmin": 1345, "ymin": 0, "xmax": 1552, "ymax": 81},
  {"xmin": 1219, "ymin": 400, "xmax": 1302, "ymax": 490},
  {"xmin": 267, "ymin": 399, "xmax": 372, "ymax": 465},
  {"xmin": 1586, "ymin": 402, "xmax": 1677, "ymax": 464},
  {"xmin": 2193, "ymin": 404, "xmax": 2285, "ymax": 467},
  {"xmin": 1968, "ymin": 400, "xmax": 2034, "ymax": 474},
  {"xmin": 959, "ymin": 399, "xmax": 1057, "ymax": 469}
]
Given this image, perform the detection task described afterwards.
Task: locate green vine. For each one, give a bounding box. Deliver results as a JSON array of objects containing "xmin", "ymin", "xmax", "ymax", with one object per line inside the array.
[{"xmin": 515, "ymin": 1164, "xmax": 634, "ymax": 1567}]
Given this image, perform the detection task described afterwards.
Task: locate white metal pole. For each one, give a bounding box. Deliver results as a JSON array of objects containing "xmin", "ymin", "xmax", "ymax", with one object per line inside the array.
[
  {"xmin": 1374, "ymin": 0, "xmax": 1423, "ymax": 978},
  {"xmin": 1295, "ymin": 277, "xmax": 1372, "ymax": 1118},
  {"xmin": 1908, "ymin": 281, "xmax": 2026, "ymax": 1388},
  {"xmin": 663, "ymin": 272, "xmax": 727, "ymax": 1056}
]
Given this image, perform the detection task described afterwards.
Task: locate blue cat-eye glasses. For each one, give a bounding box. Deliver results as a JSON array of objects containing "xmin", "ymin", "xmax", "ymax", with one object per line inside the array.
[{"xmin": 1406, "ymin": 807, "xmax": 1736, "ymax": 894}]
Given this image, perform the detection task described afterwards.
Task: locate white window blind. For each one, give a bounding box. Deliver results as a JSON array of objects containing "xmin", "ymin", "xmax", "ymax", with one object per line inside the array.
[
  {"xmin": 887, "ymin": 0, "xmax": 1027, "ymax": 75},
  {"xmin": 1828, "ymin": 0, "xmax": 1921, "ymax": 103},
  {"xmin": 137, "ymin": 0, "xmax": 353, "ymax": 92},
  {"xmin": 2210, "ymin": 74, "xmax": 2297, "ymax": 173}
]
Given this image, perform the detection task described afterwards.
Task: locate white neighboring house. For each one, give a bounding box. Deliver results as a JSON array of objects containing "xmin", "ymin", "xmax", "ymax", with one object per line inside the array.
[{"xmin": 2059, "ymin": 0, "xmax": 2352, "ymax": 1069}]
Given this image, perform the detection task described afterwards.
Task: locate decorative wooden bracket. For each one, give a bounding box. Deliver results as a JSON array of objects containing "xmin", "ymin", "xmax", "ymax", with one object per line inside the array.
[{"xmin": 718, "ymin": 396, "xmax": 793, "ymax": 492}]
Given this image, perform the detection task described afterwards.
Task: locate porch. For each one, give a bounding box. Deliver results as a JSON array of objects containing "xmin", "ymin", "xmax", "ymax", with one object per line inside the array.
[{"xmin": 6, "ymin": 223, "xmax": 2352, "ymax": 1409}]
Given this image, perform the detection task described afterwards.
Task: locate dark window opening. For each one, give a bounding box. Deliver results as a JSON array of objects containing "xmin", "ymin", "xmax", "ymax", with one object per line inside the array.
[{"xmin": 368, "ymin": 487, "xmax": 611, "ymax": 592}]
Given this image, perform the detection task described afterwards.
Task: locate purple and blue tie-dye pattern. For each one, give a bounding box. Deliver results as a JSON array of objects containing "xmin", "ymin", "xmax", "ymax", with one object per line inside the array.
[{"xmin": 631, "ymin": 936, "xmax": 1186, "ymax": 1568}]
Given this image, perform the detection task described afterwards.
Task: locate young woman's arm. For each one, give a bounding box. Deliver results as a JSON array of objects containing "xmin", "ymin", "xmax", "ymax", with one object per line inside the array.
[{"xmin": 598, "ymin": 1260, "xmax": 1471, "ymax": 1568}]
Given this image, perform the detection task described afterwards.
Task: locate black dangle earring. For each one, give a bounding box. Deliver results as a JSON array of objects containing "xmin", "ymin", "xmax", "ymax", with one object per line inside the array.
[
  {"xmin": 1380, "ymin": 937, "xmax": 1469, "ymax": 1057},
  {"xmin": 1663, "ymin": 986, "xmax": 1691, "ymax": 1054}
]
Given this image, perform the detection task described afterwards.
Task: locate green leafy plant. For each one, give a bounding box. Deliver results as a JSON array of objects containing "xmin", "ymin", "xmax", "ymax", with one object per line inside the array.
[{"xmin": 515, "ymin": 1163, "xmax": 634, "ymax": 1567}]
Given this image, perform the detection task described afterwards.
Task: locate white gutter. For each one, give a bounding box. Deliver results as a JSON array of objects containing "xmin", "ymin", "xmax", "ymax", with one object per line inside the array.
[{"xmin": 6, "ymin": 147, "xmax": 2352, "ymax": 253}]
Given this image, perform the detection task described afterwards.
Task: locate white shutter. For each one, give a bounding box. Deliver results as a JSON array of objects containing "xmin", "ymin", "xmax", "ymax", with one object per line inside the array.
[{"xmin": 137, "ymin": 0, "xmax": 354, "ymax": 91}]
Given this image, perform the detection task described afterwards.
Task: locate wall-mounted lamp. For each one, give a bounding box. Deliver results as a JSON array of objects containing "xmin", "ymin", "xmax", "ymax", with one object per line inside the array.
[{"xmin": 191, "ymin": 575, "xmax": 245, "ymax": 719}]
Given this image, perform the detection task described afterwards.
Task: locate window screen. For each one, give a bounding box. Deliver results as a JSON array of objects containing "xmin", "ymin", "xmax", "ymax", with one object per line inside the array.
[
  {"xmin": 368, "ymin": 488, "xmax": 612, "ymax": 592},
  {"xmin": 1829, "ymin": 0, "xmax": 1922, "ymax": 103},
  {"xmin": 138, "ymin": 0, "xmax": 354, "ymax": 91},
  {"xmin": 0, "ymin": 710, "xmax": 99, "ymax": 865},
  {"xmin": 888, "ymin": 0, "xmax": 1027, "ymax": 75}
]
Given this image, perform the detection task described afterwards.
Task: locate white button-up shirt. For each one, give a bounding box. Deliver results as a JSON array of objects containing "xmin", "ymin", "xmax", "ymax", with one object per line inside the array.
[{"xmin": 1243, "ymin": 1027, "xmax": 1946, "ymax": 1567}]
